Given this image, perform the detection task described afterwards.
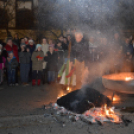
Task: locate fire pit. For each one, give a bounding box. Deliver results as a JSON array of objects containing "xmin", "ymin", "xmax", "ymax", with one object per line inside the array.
[{"xmin": 102, "ymin": 72, "xmax": 134, "ymax": 94}]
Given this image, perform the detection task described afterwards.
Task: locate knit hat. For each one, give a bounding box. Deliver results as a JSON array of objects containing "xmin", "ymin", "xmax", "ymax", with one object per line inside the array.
[
  {"xmin": 20, "ymin": 43, "xmax": 26, "ymax": 47},
  {"xmin": 36, "ymin": 44, "xmax": 42, "ymax": 50},
  {"xmin": 28, "ymin": 39, "xmax": 34, "ymax": 44}
]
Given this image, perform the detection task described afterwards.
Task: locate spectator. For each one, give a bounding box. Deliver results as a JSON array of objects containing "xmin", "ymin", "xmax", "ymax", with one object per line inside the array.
[
  {"xmin": 5, "ymin": 38, "xmax": 19, "ymax": 61},
  {"xmin": 31, "ymin": 44, "xmax": 44, "ymax": 86},
  {"xmin": 20, "ymin": 38, "xmax": 25, "ymax": 44},
  {"xmin": 27, "ymin": 39, "xmax": 36, "ymax": 81},
  {"xmin": 62, "ymin": 37, "xmax": 68, "ymax": 51},
  {"xmin": 24, "ymin": 37, "xmax": 29, "ymax": 45},
  {"xmin": 4, "ymin": 38, "xmax": 19, "ymax": 85},
  {"xmin": 19, "ymin": 43, "xmax": 31, "ymax": 86},
  {"xmin": 41, "ymin": 38, "xmax": 49, "ymax": 84},
  {"xmin": 48, "ymin": 39, "xmax": 55, "ymax": 48},
  {"xmin": 67, "ymin": 34, "xmax": 71, "ymax": 44},
  {"xmin": 27, "ymin": 39, "xmax": 36, "ymax": 54},
  {"xmin": 55, "ymin": 41, "xmax": 64, "ymax": 71},
  {"xmin": 5, "ymin": 51, "xmax": 18, "ymax": 86},
  {"xmin": 13, "ymin": 33, "xmax": 20, "ymax": 50},
  {"xmin": 0, "ymin": 44, "xmax": 6, "ymax": 85},
  {"xmin": 44, "ymin": 45, "xmax": 58, "ymax": 84}
]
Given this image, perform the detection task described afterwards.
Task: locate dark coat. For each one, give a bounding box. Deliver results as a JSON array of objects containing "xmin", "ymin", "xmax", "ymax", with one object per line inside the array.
[
  {"xmin": 26, "ymin": 45, "xmax": 36, "ymax": 55},
  {"xmin": 44, "ymin": 51, "xmax": 58, "ymax": 71},
  {"xmin": 5, "ymin": 57, "xmax": 18, "ymax": 70},
  {"xmin": 13, "ymin": 38, "xmax": 20, "ymax": 49},
  {"xmin": 55, "ymin": 46, "xmax": 64, "ymax": 64},
  {"xmin": 19, "ymin": 51, "xmax": 31, "ymax": 64},
  {"xmin": 70, "ymin": 39, "xmax": 89, "ymax": 63}
]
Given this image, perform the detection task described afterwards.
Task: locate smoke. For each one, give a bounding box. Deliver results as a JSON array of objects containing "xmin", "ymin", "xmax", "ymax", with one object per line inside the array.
[{"xmin": 37, "ymin": 0, "xmax": 134, "ymax": 87}]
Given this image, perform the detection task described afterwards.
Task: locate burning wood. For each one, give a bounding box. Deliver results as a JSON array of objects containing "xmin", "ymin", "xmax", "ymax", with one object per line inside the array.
[{"xmin": 52, "ymin": 102, "xmax": 122, "ymax": 124}]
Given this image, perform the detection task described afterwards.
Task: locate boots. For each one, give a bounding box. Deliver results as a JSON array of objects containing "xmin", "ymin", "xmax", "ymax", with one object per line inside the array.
[
  {"xmin": 37, "ymin": 79, "xmax": 41, "ymax": 86},
  {"xmin": 32, "ymin": 79, "xmax": 36, "ymax": 86}
]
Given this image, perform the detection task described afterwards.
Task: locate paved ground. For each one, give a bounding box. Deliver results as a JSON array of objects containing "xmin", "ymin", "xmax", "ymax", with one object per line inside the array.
[{"xmin": 0, "ymin": 78, "xmax": 134, "ymax": 134}]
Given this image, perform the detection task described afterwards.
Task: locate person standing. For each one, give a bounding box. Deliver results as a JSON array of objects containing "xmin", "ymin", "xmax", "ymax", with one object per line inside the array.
[
  {"xmin": 31, "ymin": 44, "xmax": 44, "ymax": 86},
  {"xmin": 4, "ymin": 38, "xmax": 19, "ymax": 85},
  {"xmin": 5, "ymin": 52, "xmax": 18, "ymax": 86},
  {"xmin": 19, "ymin": 43, "xmax": 31, "ymax": 86},
  {"xmin": 44, "ymin": 45, "xmax": 58, "ymax": 84},
  {"xmin": 26, "ymin": 39, "xmax": 36, "ymax": 81},
  {"xmin": 13, "ymin": 33, "xmax": 20, "ymax": 50},
  {"xmin": 41, "ymin": 38, "xmax": 49, "ymax": 84},
  {"xmin": 70, "ymin": 31, "xmax": 88, "ymax": 89}
]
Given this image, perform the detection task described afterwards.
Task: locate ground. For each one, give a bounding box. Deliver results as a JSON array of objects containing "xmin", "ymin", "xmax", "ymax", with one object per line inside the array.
[{"xmin": 0, "ymin": 78, "xmax": 134, "ymax": 134}]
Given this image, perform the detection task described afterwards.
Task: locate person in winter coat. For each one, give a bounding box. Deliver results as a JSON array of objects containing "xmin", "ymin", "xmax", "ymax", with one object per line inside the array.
[
  {"xmin": 13, "ymin": 33, "xmax": 20, "ymax": 50},
  {"xmin": 5, "ymin": 51, "xmax": 18, "ymax": 86},
  {"xmin": 0, "ymin": 44, "xmax": 6, "ymax": 85},
  {"xmin": 44, "ymin": 45, "xmax": 58, "ymax": 84},
  {"xmin": 70, "ymin": 31, "xmax": 89, "ymax": 89},
  {"xmin": 19, "ymin": 43, "xmax": 31, "ymax": 85},
  {"xmin": 4, "ymin": 38, "xmax": 19, "ymax": 85},
  {"xmin": 31, "ymin": 44, "xmax": 44, "ymax": 86},
  {"xmin": 26, "ymin": 39, "xmax": 36, "ymax": 81},
  {"xmin": 55, "ymin": 41, "xmax": 64, "ymax": 71},
  {"xmin": 41, "ymin": 38, "xmax": 49, "ymax": 84}
]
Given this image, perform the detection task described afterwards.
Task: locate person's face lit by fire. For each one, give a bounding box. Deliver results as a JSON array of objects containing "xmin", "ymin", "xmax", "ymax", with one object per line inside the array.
[
  {"xmin": 75, "ymin": 32, "xmax": 83, "ymax": 43},
  {"xmin": 49, "ymin": 39, "xmax": 53, "ymax": 45},
  {"xmin": 59, "ymin": 36, "xmax": 64, "ymax": 42},
  {"xmin": 24, "ymin": 37, "xmax": 28, "ymax": 42},
  {"xmin": 21, "ymin": 38, "xmax": 25, "ymax": 43},
  {"xmin": 7, "ymin": 39, "xmax": 13, "ymax": 47},
  {"xmin": 125, "ymin": 38, "xmax": 130, "ymax": 45},
  {"xmin": 9, "ymin": 53, "xmax": 14, "ymax": 59},
  {"xmin": 49, "ymin": 46, "xmax": 54, "ymax": 53},
  {"xmin": 37, "ymin": 46, "xmax": 42, "ymax": 51},
  {"xmin": 42, "ymin": 38, "xmax": 47, "ymax": 44},
  {"xmin": 57, "ymin": 42, "xmax": 62, "ymax": 47},
  {"xmin": 67, "ymin": 35, "xmax": 71, "ymax": 41},
  {"xmin": 29, "ymin": 40, "xmax": 34, "ymax": 45},
  {"xmin": 63, "ymin": 38, "xmax": 67, "ymax": 44}
]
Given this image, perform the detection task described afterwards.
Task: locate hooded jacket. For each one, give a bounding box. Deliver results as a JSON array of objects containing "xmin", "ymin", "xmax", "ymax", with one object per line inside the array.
[{"xmin": 5, "ymin": 56, "xmax": 18, "ymax": 70}]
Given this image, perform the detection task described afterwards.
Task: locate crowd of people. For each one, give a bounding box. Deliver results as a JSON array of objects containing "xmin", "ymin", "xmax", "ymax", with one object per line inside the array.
[{"xmin": 0, "ymin": 30, "xmax": 134, "ymax": 88}]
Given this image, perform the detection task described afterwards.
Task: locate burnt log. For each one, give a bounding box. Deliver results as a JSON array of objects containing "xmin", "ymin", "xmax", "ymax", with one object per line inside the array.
[{"xmin": 57, "ymin": 85, "xmax": 112, "ymax": 114}]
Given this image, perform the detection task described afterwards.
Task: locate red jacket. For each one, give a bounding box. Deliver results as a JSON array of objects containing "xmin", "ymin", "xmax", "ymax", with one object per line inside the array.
[{"xmin": 4, "ymin": 44, "xmax": 19, "ymax": 62}]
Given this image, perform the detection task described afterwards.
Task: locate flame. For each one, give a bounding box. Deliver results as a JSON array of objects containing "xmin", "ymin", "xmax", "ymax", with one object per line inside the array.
[
  {"xmin": 67, "ymin": 86, "xmax": 70, "ymax": 91},
  {"xmin": 107, "ymin": 96, "xmax": 120, "ymax": 102},
  {"xmin": 125, "ymin": 77, "xmax": 133, "ymax": 81}
]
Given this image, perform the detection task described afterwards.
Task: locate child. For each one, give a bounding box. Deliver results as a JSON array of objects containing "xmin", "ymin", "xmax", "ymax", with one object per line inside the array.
[
  {"xmin": 19, "ymin": 43, "xmax": 31, "ymax": 85},
  {"xmin": 44, "ymin": 45, "xmax": 58, "ymax": 84},
  {"xmin": 0, "ymin": 44, "xmax": 6, "ymax": 85},
  {"xmin": 5, "ymin": 51, "xmax": 18, "ymax": 86},
  {"xmin": 31, "ymin": 44, "xmax": 44, "ymax": 86}
]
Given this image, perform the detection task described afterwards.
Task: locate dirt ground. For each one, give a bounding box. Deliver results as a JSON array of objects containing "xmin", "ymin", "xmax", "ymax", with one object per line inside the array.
[{"xmin": 0, "ymin": 78, "xmax": 134, "ymax": 134}]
